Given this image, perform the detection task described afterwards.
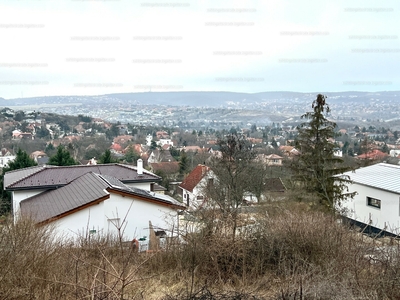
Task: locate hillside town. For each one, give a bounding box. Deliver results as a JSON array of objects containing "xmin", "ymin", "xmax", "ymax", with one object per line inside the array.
[
  {"xmin": 2, "ymin": 100, "xmax": 400, "ymax": 298},
  {"xmin": 1, "ymin": 106, "xmax": 399, "ymax": 171}
]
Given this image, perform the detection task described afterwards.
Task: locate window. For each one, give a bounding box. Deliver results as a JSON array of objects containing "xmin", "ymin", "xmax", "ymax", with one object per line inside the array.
[
  {"xmin": 208, "ymin": 178, "xmax": 214, "ymax": 187},
  {"xmin": 367, "ymin": 197, "xmax": 381, "ymax": 209}
]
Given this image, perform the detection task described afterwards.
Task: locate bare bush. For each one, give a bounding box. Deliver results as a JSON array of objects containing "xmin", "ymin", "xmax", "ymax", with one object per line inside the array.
[{"xmin": 4, "ymin": 204, "xmax": 400, "ymax": 299}]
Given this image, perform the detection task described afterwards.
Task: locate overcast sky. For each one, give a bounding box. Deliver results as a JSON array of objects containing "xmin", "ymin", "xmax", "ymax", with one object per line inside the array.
[{"xmin": 0, "ymin": 0, "xmax": 399, "ymax": 99}]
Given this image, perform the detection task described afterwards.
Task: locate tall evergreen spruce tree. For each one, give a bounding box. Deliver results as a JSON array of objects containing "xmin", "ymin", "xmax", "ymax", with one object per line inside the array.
[
  {"xmin": 291, "ymin": 94, "xmax": 354, "ymax": 211},
  {"xmin": 48, "ymin": 145, "xmax": 77, "ymax": 166},
  {"xmin": 99, "ymin": 149, "xmax": 117, "ymax": 164}
]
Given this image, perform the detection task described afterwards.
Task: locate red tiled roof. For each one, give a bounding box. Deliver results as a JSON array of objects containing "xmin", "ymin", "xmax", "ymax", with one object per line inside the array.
[
  {"xmin": 357, "ymin": 149, "xmax": 388, "ymax": 160},
  {"xmin": 110, "ymin": 143, "xmax": 122, "ymax": 151},
  {"xmin": 266, "ymin": 154, "xmax": 283, "ymax": 160},
  {"xmin": 179, "ymin": 164, "xmax": 210, "ymax": 193},
  {"xmin": 162, "ymin": 144, "xmax": 171, "ymax": 150},
  {"xmin": 183, "ymin": 146, "xmax": 202, "ymax": 152}
]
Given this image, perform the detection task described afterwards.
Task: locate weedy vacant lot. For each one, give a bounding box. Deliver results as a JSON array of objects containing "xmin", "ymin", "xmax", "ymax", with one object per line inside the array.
[{"xmin": 1, "ymin": 203, "xmax": 399, "ymax": 300}]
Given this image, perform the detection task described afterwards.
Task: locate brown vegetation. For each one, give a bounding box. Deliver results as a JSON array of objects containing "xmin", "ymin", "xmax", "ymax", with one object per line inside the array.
[{"xmin": 1, "ymin": 203, "xmax": 400, "ymax": 299}]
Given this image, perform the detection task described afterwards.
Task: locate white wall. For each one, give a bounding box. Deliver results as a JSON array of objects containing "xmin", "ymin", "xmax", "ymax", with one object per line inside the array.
[
  {"xmin": 51, "ymin": 193, "xmax": 179, "ymax": 242},
  {"xmin": 0, "ymin": 155, "xmax": 16, "ymax": 168},
  {"xmin": 52, "ymin": 201, "xmax": 106, "ymax": 240},
  {"xmin": 342, "ymin": 183, "xmax": 400, "ymax": 235},
  {"xmin": 125, "ymin": 182, "xmax": 151, "ymax": 191},
  {"xmin": 13, "ymin": 189, "xmax": 47, "ymax": 218}
]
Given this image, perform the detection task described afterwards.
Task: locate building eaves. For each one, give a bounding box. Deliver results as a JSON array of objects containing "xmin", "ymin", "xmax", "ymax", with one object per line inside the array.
[
  {"xmin": 3, "ymin": 165, "xmax": 46, "ymax": 189},
  {"xmin": 342, "ymin": 163, "xmax": 400, "ymax": 194},
  {"xmin": 179, "ymin": 164, "xmax": 210, "ymax": 193}
]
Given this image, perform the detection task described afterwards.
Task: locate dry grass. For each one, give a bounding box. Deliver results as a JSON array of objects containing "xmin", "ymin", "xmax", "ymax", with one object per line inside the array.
[{"xmin": 2, "ymin": 203, "xmax": 400, "ymax": 299}]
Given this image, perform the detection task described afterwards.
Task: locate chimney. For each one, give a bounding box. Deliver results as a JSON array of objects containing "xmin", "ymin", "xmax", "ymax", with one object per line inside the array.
[{"xmin": 137, "ymin": 158, "xmax": 143, "ymax": 175}]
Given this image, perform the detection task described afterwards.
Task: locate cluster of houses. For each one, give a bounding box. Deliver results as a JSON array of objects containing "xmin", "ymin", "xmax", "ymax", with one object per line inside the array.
[
  {"xmin": 8, "ymin": 153, "xmax": 400, "ymax": 249},
  {"xmin": 4, "ymin": 123, "xmax": 400, "ymax": 247},
  {"xmin": 4, "ymin": 160, "xmax": 186, "ymax": 251}
]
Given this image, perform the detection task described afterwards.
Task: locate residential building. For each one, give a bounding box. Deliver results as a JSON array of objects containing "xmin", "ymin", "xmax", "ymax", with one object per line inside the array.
[
  {"xmin": 0, "ymin": 148, "xmax": 16, "ymax": 168},
  {"xmin": 179, "ymin": 164, "xmax": 214, "ymax": 210},
  {"xmin": 158, "ymin": 138, "xmax": 174, "ymax": 148},
  {"xmin": 265, "ymin": 154, "xmax": 283, "ymax": 166},
  {"xmin": 4, "ymin": 162, "xmax": 185, "ymax": 242},
  {"xmin": 341, "ymin": 163, "xmax": 400, "ymax": 236},
  {"xmin": 147, "ymin": 149, "xmax": 176, "ymax": 164}
]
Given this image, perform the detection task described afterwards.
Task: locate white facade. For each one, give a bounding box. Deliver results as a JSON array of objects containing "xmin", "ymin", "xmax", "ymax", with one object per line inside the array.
[
  {"xmin": 13, "ymin": 189, "xmax": 46, "ymax": 217},
  {"xmin": 341, "ymin": 163, "xmax": 400, "ymax": 235},
  {"xmin": 0, "ymin": 155, "xmax": 16, "ymax": 168},
  {"xmin": 182, "ymin": 175, "xmax": 210, "ymax": 210},
  {"xmin": 146, "ymin": 134, "xmax": 153, "ymax": 146},
  {"xmin": 51, "ymin": 192, "xmax": 179, "ymax": 242},
  {"xmin": 333, "ymin": 149, "xmax": 343, "ymax": 157},
  {"xmin": 390, "ymin": 149, "xmax": 400, "ymax": 157},
  {"xmin": 158, "ymin": 139, "xmax": 173, "ymax": 147},
  {"xmin": 342, "ymin": 183, "xmax": 400, "ymax": 235}
]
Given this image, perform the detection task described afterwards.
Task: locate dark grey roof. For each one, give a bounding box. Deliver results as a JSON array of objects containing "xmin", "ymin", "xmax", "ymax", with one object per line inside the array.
[
  {"xmin": 342, "ymin": 163, "xmax": 400, "ymax": 194},
  {"xmin": 20, "ymin": 172, "xmax": 110, "ymax": 223},
  {"xmin": 4, "ymin": 166, "xmax": 45, "ymax": 188},
  {"xmin": 4, "ymin": 163, "xmax": 160, "ymax": 191},
  {"xmin": 99, "ymin": 174, "xmax": 131, "ymax": 191},
  {"xmin": 20, "ymin": 172, "xmax": 185, "ymax": 223}
]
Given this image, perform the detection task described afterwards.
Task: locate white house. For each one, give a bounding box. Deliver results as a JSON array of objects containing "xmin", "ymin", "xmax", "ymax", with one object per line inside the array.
[
  {"xmin": 341, "ymin": 163, "xmax": 400, "ymax": 236},
  {"xmin": 158, "ymin": 138, "xmax": 174, "ymax": 148},
  {"xmin": 390, "ymin": 149, "xmax": 400, "ymax": 158},
  {"xmin": 333, "ymin": 148, "xmax": 343, "ymax": 157},
  {"xmin": 4, "ymin": 162, "xmax": 185, "ymax": 244},
  {"xmin": 179, "ymin": 164, "xmax": 214, "ymax": 210},
  {"xmin": 265, "ymin": 154, "xmax": 283, "ymax": 166},
  {"xmin": 0, "ymin": 148, "xmax": 16, "ymax": 168},
  {"xmin": 179, "ymin": 164, "xmax": 263, "ymax": 211}
]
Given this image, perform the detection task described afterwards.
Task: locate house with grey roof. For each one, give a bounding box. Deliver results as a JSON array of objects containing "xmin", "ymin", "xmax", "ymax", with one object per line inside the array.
[
  {"xmin": 4, "ymin": 160, "xmax": 185, "ymax": 243},
  {"xmin": 341, "ymin": 163, "xmax": 400, "ymax": 236}
]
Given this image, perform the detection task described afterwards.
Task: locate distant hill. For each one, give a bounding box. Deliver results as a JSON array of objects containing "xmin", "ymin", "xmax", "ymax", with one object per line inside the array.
[{"xmin": 1, "ymin": 91, "xmax": 399, "ymax": 108}]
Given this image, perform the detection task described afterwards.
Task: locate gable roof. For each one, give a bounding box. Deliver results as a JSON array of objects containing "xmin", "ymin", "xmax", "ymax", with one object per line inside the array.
[
  {"xmin": 20, "ymin": 172, "xmax": 110, "ymax": 224},
  {"xmin": 4, "ymin": 163, "xmax": 160, "ymax": 191},
  {"xmin": 266, "ymin": 154, "xmax": 283, "ymax": 160},
  {"xmin": 179, "ymin": 164, "xmax": 210, "ymax": 193},
  {"xmin": 356, "ymin": 149, "xmax": 388, "ymax": 160},
  {"xmin": 20, "ymin": 172, "xmax": 185, "ymax": 224},
  {"xmin": 150, "ymin": 162, "xmax": 180, "ymax": 174},
  {"xmin": 342, "ymin": 163, "xmax": 400, "ymax": 194},
  {"xmin": 148, "ymin": 149, "xmax": 176, "ymax": 162}
]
